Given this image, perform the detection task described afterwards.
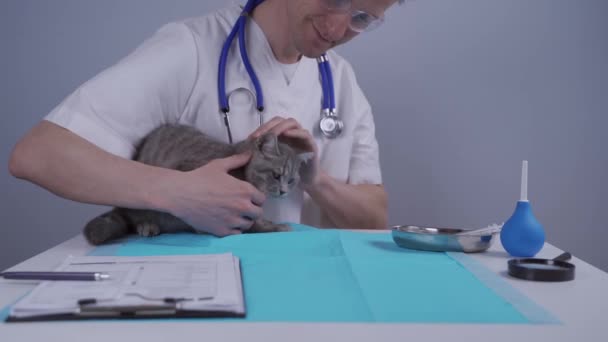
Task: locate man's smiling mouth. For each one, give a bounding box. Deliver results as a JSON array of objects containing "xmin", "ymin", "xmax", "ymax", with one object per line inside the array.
[{"xmin": 311, "ymin": 19, "xmax": 333, "ymax": 46}]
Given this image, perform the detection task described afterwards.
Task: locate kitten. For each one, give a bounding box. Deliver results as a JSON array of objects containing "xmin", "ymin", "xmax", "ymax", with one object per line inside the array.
[{"xmin": 83, "ymin": 124, "xmax": 308, "ymax": 245}]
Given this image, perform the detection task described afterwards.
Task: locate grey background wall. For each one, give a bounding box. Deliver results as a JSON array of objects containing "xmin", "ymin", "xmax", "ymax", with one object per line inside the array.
[{"xmin": 1, "ymin": 0, "xmax": 606, "ymax": 271}]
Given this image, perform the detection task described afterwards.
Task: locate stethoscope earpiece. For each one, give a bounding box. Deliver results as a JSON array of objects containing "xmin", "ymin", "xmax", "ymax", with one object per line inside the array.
[{"xmin": 218, "ymin": 0, "xmax": 343, "ymax": 144}]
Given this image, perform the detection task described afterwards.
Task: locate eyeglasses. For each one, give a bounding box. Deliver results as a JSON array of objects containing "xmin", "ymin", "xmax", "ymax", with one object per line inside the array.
[{"xmin": 321, "ymin": 0, "xmax": 385, "ymax": 33}]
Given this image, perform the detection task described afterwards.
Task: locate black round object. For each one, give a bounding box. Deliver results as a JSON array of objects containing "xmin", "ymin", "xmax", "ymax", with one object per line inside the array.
[{"xmin": 507, "ymin": 252, "xmax": 575, "ymax": 282}]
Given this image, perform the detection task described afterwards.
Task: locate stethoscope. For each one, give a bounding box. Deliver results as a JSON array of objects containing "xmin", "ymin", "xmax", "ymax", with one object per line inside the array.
[{"xmin": 217, "ymin": 0, "xmax": 343, "ymax": 144}]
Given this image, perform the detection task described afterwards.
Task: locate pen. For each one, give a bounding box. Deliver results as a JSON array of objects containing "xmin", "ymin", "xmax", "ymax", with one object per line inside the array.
[{"xmin": 0, "ymin": 271, "xmax": 110, "ymax": 281}]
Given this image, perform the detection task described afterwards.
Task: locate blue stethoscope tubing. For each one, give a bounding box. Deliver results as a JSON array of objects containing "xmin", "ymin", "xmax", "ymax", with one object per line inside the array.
[
  {"xmin": 318, "ymin": 56, "xmax": 334, "ymax": 113},
  {"xmin": 218, "ymin": 0, "xmax": 264, "ymax": 144},
  {"xmin": 317, "ymin": 54, "xmax": 343, "ymax": 138},
  {"xmin": 217, "ymin": 0, "xmax": 343, "ymax": 144}
]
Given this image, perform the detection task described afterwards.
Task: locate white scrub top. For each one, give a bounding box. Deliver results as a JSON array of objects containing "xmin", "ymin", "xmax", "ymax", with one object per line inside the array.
[{"xmin": 45, "ymin": 5, "xmax": 383, "ymax": 228}]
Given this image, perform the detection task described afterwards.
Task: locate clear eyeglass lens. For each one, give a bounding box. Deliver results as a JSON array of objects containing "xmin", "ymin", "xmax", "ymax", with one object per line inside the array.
[
  {"xmin": 350, "ymin": 11, "xmax": 373, "ymax": 31},
  {"xmin": 350, "ymin": 11, "xmax": 384, "ymax": 32},
  {"xmin": 322, "ymin": 0, "xmax": 384, "ymax": 33}
]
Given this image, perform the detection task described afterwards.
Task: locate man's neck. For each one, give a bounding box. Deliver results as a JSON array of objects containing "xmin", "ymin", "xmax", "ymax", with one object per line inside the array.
[{"xmin": 251, "ymin": 0, "xmax": 301, "ymax": 64}]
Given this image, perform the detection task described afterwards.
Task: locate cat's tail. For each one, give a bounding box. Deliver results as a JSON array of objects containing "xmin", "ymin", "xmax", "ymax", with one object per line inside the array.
[{"xmin": 83, "ymin": 209, "xmax": 130, "ymax": 245}]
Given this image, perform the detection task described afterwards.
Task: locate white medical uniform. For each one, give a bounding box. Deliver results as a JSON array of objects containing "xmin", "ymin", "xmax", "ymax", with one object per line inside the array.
[{"xmin": 45, "ymin": 5, "xmax": 383, "ymax": 228}]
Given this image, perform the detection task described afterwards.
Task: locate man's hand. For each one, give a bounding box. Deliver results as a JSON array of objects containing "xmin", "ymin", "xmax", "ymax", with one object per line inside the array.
[
  {"xmin": 246, "ymin": 116, "xmax": 386, "ymax": 229},
  {"xmin": 249, "ymin": 116, "xmax": 321, "ymax": 188},
  {"xmin": 160, "ymin": 152, "xmax": 266, "ymax": 237}
]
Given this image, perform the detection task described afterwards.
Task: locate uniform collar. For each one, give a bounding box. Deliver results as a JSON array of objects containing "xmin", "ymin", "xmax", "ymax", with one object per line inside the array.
[{"xmin": 245, "ymin": 12, "xmax": 319, "ymax": 93}]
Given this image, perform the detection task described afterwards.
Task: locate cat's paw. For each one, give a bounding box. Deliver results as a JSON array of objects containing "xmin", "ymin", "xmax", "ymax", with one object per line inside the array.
[
  {"xmin": 272, "ymin": 223, "xmax": 292, "ymax": 232},
  {"xmin": 136, "ymin": 222, "xmax": 161, "ymax": 237},
  {"xmin": 248, "ymin": 222, "xmax": 292, "ymax": 233}
]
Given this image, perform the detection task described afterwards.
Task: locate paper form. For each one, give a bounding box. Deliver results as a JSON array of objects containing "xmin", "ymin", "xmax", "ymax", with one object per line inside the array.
[{"xmin": 9, "ymin": 254, "xmax": 243, "ymax": 319}]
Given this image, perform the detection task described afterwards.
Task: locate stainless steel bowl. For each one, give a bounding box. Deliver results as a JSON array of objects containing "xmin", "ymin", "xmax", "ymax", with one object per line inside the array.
[{"xmin": 391, "ymin": 225, "xmax": 498, "ymax": 253}]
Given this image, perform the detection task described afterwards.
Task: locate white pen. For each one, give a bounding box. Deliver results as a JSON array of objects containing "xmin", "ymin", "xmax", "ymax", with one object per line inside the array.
[{"xmin": 0, "ymin": 271, "xmax": 110, "ymax": 281}]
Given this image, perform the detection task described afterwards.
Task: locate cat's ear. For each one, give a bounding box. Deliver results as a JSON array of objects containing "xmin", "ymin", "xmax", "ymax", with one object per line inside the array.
[{"xmin": 256, "ymin": 133, "xmax": 280, "ymax": 156}]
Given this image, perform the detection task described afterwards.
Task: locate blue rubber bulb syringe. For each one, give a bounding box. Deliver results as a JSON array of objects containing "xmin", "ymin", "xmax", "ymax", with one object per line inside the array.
[{"xmin": 500, "ymin": 160, "xmax": 546, "ymax": 257}]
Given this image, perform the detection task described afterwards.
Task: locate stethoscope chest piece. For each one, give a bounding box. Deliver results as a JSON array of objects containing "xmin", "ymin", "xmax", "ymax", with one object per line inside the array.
[{"xmin": 319, "ymin": 112, "xmax": 343, "ymax": 138}]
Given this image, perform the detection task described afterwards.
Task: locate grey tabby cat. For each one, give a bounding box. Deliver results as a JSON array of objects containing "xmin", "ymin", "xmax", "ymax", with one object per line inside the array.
[{"xmin": 84, "ymin": 124, "xmax": 308, "ymax": 245}]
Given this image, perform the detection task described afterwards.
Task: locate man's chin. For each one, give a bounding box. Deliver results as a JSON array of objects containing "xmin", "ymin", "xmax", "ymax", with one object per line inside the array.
[{"xmin": 298, "ymin": 43, "xmax": 332, "ymax": 59}]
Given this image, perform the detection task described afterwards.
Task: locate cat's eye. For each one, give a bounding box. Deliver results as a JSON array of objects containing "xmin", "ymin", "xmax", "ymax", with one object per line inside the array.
[
  {"xmin": 272, "ymin": 171, "xmax": 281, "ymax": 180},
  {"xmin": 288, "ymin": 178, "xmax": 295, "ymax": 185}
]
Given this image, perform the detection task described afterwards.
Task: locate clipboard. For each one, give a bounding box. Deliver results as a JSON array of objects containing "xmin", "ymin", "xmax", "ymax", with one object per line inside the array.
[{"xmin": 5, "ymin": 254, "xmax": 246, "ymax": 322}]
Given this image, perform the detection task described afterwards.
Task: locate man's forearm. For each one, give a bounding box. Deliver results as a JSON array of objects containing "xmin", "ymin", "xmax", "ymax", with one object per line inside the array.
[
  {"xmin": 304, "ymin": 171, "xmax": 388, "ymax": 229},
  {"xmin": 9, "ymin": 121, "xmax": 171, "ymax": 211},
  {"xmin": 10, "ymin": 121, "xmax": 267, "ymax": 238}
]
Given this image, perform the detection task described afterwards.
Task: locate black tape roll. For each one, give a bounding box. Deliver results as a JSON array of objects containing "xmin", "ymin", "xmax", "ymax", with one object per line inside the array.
[{"xmin": 508, "ymin": 252, "xmax": 575, "ymax": 282}]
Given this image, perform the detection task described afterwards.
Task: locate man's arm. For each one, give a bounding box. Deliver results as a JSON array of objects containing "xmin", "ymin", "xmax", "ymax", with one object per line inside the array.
[
  {"xmin": 9, "ymin": 120, "xmax": 265, "ymax": 236},
  {"xmin": 304, "ymin": 171, "xmax": 388, "ymax": 229}
]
